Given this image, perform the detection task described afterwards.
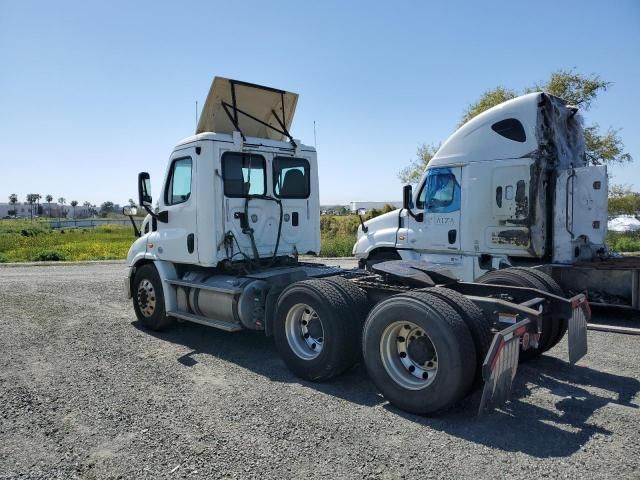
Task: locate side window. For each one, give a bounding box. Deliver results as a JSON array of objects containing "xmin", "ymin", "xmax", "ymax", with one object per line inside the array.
[
  {"xmin": 165, "ymin": 157, "xmax": 192, "ymax": 205},
  {"xmin": 424, "ymin": 169, "xmax": 461, "ymax": 213},
  {"xmin": 491, "ymin": 118, "xmax": 526, "ymax": 142},
  {"xmin": 222, "ymin": 152, "xmax": 266, "ymax": 197},
  {"xmin": 273, "ymin": 157, "xmax": 310, "ymax": 199},
  {"xmin": 415, "ymin": 182, "xmax": 427, "ymax": 209}
]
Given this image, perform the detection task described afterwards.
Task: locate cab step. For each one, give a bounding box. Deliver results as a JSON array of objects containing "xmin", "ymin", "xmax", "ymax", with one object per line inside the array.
[{"xmin": 167, "ymin": 310, "xmax": 243, "ymax": 332}]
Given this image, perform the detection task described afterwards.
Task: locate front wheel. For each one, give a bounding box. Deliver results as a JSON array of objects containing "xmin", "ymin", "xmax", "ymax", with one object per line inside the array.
[{"xmin": 132, "ymin": 263, "xmax": 174, "ymax": 331}]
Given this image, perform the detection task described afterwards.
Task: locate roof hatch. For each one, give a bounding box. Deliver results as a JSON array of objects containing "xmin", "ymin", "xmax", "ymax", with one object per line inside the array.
[{"xmin": 196, "ymin": 77, "xmax": 299, "ymax": 143}]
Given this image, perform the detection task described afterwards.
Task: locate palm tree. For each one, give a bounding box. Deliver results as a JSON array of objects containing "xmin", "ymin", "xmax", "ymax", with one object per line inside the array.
[
  {"xmin": 8, "ymin": 194, "xmax": 18, "ymax": 217},
  {"xmin": 82, "ymin": 201, "xmax": 93, "ymax": 218},
  {"xmin": 35, "ymin": 194, "xmax": 42, "ymax": 217},
  {"xmin": 57, "ymin": 197, "xmax": 66, "ymax": 220},
  {"xmin": 45, "ymin": 194, "xmax": 53, "ymax": 217},
  {"xmin": 70, "ymin": 200, "xmax": 78, "ymax": 219},
  {"xmin": 26, "ymin": 194, "xmax": 36, "ymax": 221}
]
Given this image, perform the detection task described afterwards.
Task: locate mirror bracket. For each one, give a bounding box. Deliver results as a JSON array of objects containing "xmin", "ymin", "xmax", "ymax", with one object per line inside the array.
[
  {"xmin": 402, "ymin": 184, "xmax": 423, "ymax": 222},
  {"xmin": 122, "ymin": 207, "xmax": 141, "ymax": 237}
]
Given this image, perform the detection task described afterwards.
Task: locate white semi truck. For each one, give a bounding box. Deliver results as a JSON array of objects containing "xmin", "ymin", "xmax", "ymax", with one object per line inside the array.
[
  {"xmin": 124, "ymin": 78, "xmax": 589, "ymax": 415},
  {"xmin": 354, "ymin": 92, "xmax": 640, "ymax": 310}
]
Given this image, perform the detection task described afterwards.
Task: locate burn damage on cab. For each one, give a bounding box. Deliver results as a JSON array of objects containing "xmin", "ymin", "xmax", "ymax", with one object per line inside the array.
[
  {"xmin": 494, "ymin": 93, "xmax": 586, "ymax": 257},
  {"xmin": 491, "ymin": 229, "xmax": 530, "ymax": 247}
]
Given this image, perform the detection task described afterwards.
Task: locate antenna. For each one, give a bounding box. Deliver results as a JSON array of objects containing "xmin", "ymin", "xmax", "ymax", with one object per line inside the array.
[
  {"xmin": 313, "ymin": 120, "xmax": 317, "ymax": 149},
  {"xmin": 195, "ymin": 101, "xmax": 198, "ymax": 129}
]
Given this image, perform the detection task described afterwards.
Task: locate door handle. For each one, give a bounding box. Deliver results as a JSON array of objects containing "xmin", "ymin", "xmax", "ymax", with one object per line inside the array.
[
  {"xmin": 448, "ymin": 229, "xmax": 457, "ymax": 244},
  {"xmin": 187, "ymin": 233, "xmax": 195, "ymax": 254}
]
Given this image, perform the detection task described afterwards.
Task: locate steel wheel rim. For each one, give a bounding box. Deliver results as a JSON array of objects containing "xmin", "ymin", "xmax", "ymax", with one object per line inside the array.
[
  {"xmin": 285, "ymin": 303, "xmax": 324, "ymax": 360},
  {"xmin": 137, "ymin": 279, "xmax": 156, "ymax": 318},
  {"xmin": 379, "ymin": 321, "xmax": 438, "ymax": 390}
]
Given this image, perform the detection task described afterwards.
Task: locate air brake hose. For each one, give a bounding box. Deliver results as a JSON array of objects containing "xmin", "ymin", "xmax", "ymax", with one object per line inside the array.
[{"xmin": 242, "ymin": 195, "xmax": 284, "ymax": 270}]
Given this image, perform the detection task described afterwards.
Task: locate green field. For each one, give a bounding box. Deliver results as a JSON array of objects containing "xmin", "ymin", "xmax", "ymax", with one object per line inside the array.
[
  {"xmin": 2, "ymin": 218, "xmax": 637, "ymax": 262},
  {"xmin": 0, "ymin": 221, "xmax": 135, "ymax": 262}
]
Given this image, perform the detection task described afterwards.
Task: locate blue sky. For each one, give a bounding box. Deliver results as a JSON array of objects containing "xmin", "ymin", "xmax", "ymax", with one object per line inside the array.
[{"xmin": 1, "ymin": 0, "xmax": 639, "ymax": 206}]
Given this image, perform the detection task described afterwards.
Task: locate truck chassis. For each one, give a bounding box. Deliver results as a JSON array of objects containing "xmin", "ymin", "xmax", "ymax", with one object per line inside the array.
[{"xmin": 126, "ymin": 259, "xmax": 589, "ymax": 415}]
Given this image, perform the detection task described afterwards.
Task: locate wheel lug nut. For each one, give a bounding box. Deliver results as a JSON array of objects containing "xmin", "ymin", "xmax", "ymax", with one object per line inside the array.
[
  {"xmin": 399, "ymin": 352, "xmax": 407, "ymax": 358},
  {"xmin": 422, "ymin": 372, "xmax": 428, "ymax": 380},
  {"xmin": 397, "ymin": 336, "xmax": 405, "ymax": 343},
  {"xmin": 301, "ymin": 320, "xmax": 307, "ymax": 325},
  {"xmin": 311, "ymin": 343, "xmax": 316, "ymax": 349},
  {"xmin": 404, "ymin": 325, "xmax": 410, "ymax": 330},
  {"xmin": 408, "ymin": 365, "xmax": 415, "ymax": 372},
  {"xmin": 303, "ymin": 333, "xmax": 310, "ymax": 339}
]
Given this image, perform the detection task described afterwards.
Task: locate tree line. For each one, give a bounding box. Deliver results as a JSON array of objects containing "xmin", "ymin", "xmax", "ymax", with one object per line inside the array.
[{"xmin": 5, "ymin": 193, "xmax": 130, "ymax": 220}]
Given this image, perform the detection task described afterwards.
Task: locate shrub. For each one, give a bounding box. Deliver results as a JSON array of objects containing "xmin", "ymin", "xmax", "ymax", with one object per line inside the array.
[
  {"xmin": 20, "ymin": 225, "xmax": 48, "ymax": 237},
  {"xmin": 0, "ymin": 253, "xmax": 8, "ymax": 263},
  {"xmin": 320, "ymin": 233, "xmax": 356, "ymax": 257},
  {"xmin": 31, "ymin": 249, "xmax": 67, "ymax": 262},
  {"xmin": 607, "ymin": 231, "xmax": 640, "ymax": 252}
]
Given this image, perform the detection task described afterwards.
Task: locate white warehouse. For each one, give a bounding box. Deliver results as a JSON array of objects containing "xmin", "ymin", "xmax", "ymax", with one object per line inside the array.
[{"xmin": 350, "ymin": 201, "xmax": 402, "ymax": 214}]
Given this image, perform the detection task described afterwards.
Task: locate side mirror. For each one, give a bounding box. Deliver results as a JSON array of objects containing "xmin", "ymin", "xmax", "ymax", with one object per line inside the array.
[
  {"xmin": 403, "ymin": 184, "xmax": 414, "ymax": 210},
  {"xmin": 138, "ymin": 172, "xmax": 152, "ymax": 207},
  {"xmin": 122, "ymin": 206, "xmax": 138, "ymax": 216}
]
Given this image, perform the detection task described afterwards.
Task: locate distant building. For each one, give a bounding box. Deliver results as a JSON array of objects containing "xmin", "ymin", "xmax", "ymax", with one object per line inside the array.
[
  {"xmin": 0, "ymin": 202, "xmax": 91, "ymax": 219},
  {"xmin": 349, "ymin": 201, "xmax": 402, "ymax": 214}
]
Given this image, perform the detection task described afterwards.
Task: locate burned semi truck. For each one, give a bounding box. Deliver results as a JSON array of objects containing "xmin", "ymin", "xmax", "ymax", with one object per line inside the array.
[{"xmin": 355, "ymin": 92, "xmax": 640, "ymax": 310}]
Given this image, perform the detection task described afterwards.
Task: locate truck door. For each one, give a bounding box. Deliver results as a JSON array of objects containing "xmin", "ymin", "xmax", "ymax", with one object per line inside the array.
[
  {"xmin": 411, "ymin": 167, "xmax": 462, "ymax": 252},
  {"xmin": 158, "ymin": 149, "xmax": 198, "ymax": 263},
  {"xmin": 221, "ymin": 151, "xmax": 280, "ymax": 259}
]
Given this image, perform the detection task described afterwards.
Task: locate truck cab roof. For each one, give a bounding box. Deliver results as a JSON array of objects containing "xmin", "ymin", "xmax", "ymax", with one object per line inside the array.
[
  {"xmin": 174, "ymin": 132, "xmax": 316, "ymax": 153},
  {"xmin": 428, "ymin": 92, "xmax": 584, "ymax": 171}
]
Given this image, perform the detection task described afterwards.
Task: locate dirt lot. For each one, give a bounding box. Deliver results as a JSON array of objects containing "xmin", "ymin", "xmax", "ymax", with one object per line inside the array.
[{"xmin": 1, "ymin": 262, "xmax": 639, "ymax": 479}]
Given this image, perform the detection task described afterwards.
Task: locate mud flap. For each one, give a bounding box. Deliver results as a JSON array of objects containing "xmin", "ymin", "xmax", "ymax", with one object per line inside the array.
[
  {"xmin": 568, "ymin": 294, "xmax": 589, "ymax": 364},
  {"xmin": 478, "ymin": 319, "xmax": 532, "ymax": 415}
]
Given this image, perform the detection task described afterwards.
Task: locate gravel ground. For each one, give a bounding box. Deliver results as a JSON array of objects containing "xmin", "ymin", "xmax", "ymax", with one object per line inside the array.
[{"xmin": 0, "ymin": 262, "xmax": 639, "ymax": 479}]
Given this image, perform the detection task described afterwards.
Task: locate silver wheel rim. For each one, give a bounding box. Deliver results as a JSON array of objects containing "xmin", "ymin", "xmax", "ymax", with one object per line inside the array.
[
  {"xmin": 379, "ymin": 321, "xmax": 438, "ymax": 390},
  {"xmin": 285, "ymin": 303, "xmax": 324, "ymax": 360},
  {"xmin": 137, "ymin": 279, "xmax": 156, "ymax": 318}
]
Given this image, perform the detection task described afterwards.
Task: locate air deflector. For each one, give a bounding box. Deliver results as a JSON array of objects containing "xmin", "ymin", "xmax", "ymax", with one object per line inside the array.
[{"xmin": 196, "ymin": 77, "xmax": 299, "ymax": 143}]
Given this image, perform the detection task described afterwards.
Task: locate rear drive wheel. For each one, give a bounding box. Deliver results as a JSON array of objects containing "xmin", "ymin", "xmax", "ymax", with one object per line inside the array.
[
  {"xmin": 274, "ymin": 279, "xmax": 359, "ymax": 381},
  {"xmin": 362, "ymin": 291, "xmax": 476, "ymax": 415},
  {"xmin": 323, "ymin": 276, "xmax": 370, "ymax": 327},
  {"xmin": 510, "ymin": 267, "xmax": 567, "ymax": 350},
  {"xmin": 476, "ymin": 267, "xmax": 557, "ymax": 360},
  {"xmin": 132, "ymin": 263, "xmax": 174, "ymax": 331},
  {"xmin": 419, "ymin": 287, "xmax": 492, "ymax": 384}
]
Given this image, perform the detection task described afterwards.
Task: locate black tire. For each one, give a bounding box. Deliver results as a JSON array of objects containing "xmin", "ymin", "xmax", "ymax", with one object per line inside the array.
[
  {"xmin": 510, "ymin": 267, "xmax": 568, "ymax": 350},
  {"xmin": 323, "ymin": 276, "xmax": 371, "ymax": 328},
  {"xmin": 419, "ymin": 287, "xmax": 492, "ymax": 384},
  {"xmin": 132, "ymin": 263, "xmax": 174, "ymax": 331},
  {"xmin": 362, "ymin": 291, "xmax": 476, "ymax": 415},
  {"xmin": 273, "ymin": 279, "xmax": 359, "ymax": 381},
  {"xmin": 475, "ymin": 268, "xmax": 557, "ymax": 360}
]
